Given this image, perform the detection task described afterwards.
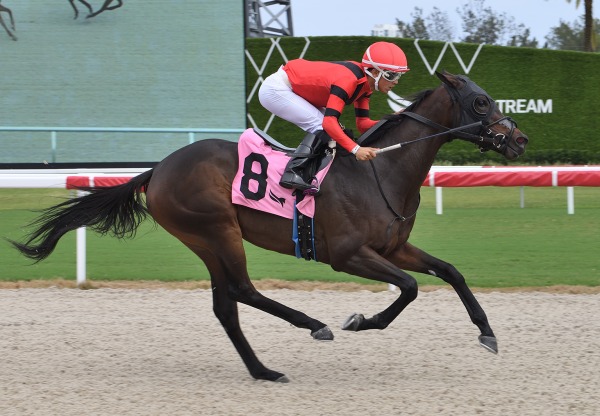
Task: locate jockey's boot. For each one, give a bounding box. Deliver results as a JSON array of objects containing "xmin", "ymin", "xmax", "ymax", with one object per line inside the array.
[{"xmin": 279, "ymin": 131, "xmax": 326, "ymax": 191}]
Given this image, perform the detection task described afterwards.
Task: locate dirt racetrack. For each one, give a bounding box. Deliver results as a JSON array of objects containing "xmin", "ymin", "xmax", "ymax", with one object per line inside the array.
[{"xmin": 0, "ymin": 287, "xmax": 598, "ymax": 415}]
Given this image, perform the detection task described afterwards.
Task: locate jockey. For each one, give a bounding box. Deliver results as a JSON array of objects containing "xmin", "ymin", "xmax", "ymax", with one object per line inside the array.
[{"xmin": 258, "ymin": 41, "xmax": 410, "ymax": 192}]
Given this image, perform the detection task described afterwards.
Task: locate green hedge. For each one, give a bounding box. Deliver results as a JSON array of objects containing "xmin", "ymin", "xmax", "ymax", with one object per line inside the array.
[{"xmin": 245, "ymin": 36, "xmax": 600, "ymax": 164}]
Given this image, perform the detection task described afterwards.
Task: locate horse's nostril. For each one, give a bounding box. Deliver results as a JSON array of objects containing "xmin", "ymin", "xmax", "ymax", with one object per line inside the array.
[{"xmin": 516, "ymin": 136, "xmax": 527, "ymax": 145}]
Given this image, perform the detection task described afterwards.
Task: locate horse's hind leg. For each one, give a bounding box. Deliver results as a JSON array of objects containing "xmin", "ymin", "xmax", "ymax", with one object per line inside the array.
[
  {"xmin": 0, "ymin": 4, "xmax": 15, "ymax": 29},
  {"xmin": 196, "ymin": 234, "xmax": 332, "ymax": 340},
  {"xmin": 386, "ymin": 242, "xmax": 497, "ymax": 353},
  {"xmin": 0, "ymin": 6, "xmax": 17, "ymax": 40},
  {"xmin": 185, "ymin": 244, "xmax": 289, "ymax": 382}
]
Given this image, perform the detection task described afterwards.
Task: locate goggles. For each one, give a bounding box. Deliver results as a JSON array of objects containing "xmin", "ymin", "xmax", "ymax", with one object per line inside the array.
[{"xmin": 381, "ymin": 69, "xmax": 402, "ymax": 82}]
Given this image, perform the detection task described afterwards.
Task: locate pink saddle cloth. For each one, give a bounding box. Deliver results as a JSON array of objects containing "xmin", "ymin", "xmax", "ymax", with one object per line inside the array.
[{"xmin": 231, "ymin": 129, "xmax": 333, "ymax": 219}]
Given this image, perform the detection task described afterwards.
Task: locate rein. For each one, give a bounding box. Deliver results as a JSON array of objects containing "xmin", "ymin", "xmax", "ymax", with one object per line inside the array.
[
  {"xmin": 369, "ymin": 118, "xmax": 480, "ymax": 239},
  {"xmin": 361, "ymin": 75, "xmax": 521, "ymax": 240},
  {"xmin": 366, "ymin": 77, "xmax": 517, "ymax": 239},
  {"xmin": 367, "ymin": 111, "xmax": 489, "ymax": 239},
  {"xmin": 374, "ymin": 118, "xmax": 485, "ymax": 155},
  {"xmin": 369, "ymin": 159, "xmax": 420, "ymax": 239}
]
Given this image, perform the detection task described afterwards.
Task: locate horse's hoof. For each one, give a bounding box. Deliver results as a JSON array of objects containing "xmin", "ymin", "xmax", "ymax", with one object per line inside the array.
[
  {"xmin": 341, "ymin": 312, "xmax": 364, "ymax": 331},
  {"xmin": 311, "ymin": 326, "xmax": 334, "ymax": 342},
  {"xmin": 275, "ymin": 375, "xmax": 290, "ymax": 383},
  {"xmin": 478, "ymin": 335, "xmax": 498, "ymax": 354}
]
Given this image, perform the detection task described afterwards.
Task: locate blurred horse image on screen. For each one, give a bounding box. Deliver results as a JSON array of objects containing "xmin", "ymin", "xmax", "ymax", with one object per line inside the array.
[
  {"xmin": 86, "ymin": 0, "xmax": 123, "ymax": 18},
  {"xmin": 69, "ymin": 0, "xmax": 123, "ymax": 19},
  {"xmin": 68, "ymin": 0, "xmax": 93, "ymax": 19},
  {"xmin": 0, "ymin": 0, "xmax": 16, "ymax": 40},
  {"xmin": 10, "ymin": 71, "xmax": 529, "ymax": 382}
]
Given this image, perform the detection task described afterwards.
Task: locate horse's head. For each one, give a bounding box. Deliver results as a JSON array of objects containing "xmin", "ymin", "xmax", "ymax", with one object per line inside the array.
[{"xmin": 436, "ymin": 70, "xmax": 529, "ymax": 160}]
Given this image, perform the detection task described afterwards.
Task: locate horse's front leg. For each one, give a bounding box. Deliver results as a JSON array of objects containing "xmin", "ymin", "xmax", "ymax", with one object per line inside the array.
[
  {"xmin": 385, "ymin": 242, "xmax": 497, "ymax": 354},
  {"xmin": 336, "ymin": 246, "xmax": 419, "ymax": 331},
  {"xmin": 105, "ymin": 0, "xmax": 123, "ymax": 11},
  {"xmin": 68, "ymin": 0, "xmax": 80, "ymax": 19},
  {"xmin": 77, "ymin": 0, "xmax": 94, "ymax": 16},
  {"xmin": 86, "ymin": 0, "xmax": 114, "ymax": 18}
]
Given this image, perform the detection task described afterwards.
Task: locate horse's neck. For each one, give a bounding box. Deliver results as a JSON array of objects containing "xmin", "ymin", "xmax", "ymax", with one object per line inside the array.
[{"xmin": 378, "ymin": 93, "xmax": 453, "ymax": 200}]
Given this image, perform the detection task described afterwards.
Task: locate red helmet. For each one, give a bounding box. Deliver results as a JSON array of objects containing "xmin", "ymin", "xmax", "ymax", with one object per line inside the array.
[{"xmin": 361, "ymin": 42, "xmax": 410, "ymax": 73}]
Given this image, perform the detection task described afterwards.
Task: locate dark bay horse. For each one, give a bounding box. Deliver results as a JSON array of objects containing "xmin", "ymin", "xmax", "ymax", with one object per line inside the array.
[{"xmin": 10, "ymin": 71, "xmax": 529, "ymax": 383}]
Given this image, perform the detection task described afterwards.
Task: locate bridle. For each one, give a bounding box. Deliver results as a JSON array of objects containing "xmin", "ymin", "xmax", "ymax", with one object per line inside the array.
[
  {"xmin": 375, "ymin": 76, "xmax": 523, "ymax": 156},
  {"xmin": 440, "ymin": 75, "xmax": 521, "ymax": 155}
]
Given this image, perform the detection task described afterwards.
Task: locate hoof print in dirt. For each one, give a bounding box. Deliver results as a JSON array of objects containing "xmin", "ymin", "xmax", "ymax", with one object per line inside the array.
[
  {"xmin": 478, "ymin": 335, "xmax": 498, "ymax": 354},
  {"xmin": 311, "ymin": 326, "xmax": 334, "ymax": 342},
  {"xmin": 341, "ymin": 312, "xmax": 364, "ymax": 331}
]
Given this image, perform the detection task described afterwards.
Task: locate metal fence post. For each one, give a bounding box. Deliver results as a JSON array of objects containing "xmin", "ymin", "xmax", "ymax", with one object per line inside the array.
[
  {"xmin": 567, "ymin": 187, "xmax": 574, "ymax": 214},
  {"xmin": 436, "ymin": 187, "xmax": 443, "ymax": 215},
  {"xmin": 520, "ymin": 186, "xmax": 524, "ymax": 208},
  {"xmin": 76, "ymin": 189, "xmax": 88, "ymax": 285},
  {"xmin": 51, "ymin": 131, "xmax": 57, "ymax": 163},
  {"xmin": 189, "ymin": 132, "xmax": 194, "ymax": 144}
]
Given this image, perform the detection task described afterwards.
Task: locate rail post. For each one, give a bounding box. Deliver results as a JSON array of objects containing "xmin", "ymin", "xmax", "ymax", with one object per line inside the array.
[
  {"xmin": 51, "ymin": 131, "xmax": 57, "ymax": 163},
  {"xmin": 520, "ymin": 186, "xmax": 524, "ymax": 208},
  {"xmin": 567, "ymin": 187, "xmax": 574, "ymax": 214},
  {"xmin": 76, "ymin": 189, "xmax": 89, "ymax": 285},
  {"xmin": 436, "ymin": 187, "xmax": 443, "ymax": 215}
]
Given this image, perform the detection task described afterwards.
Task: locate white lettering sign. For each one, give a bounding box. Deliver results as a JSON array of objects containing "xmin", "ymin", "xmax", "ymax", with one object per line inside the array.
[{"xmin": 496, "ymin": 99, "xmax": 552, "ymax": 114}]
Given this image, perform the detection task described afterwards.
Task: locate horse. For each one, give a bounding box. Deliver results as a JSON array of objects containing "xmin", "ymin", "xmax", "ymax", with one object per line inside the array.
[
  {"xmin": 86, "ymin": 0, "xmax": 122, "ymax": 19},
  {"xmin": 68, "ymin": 0, "xmax": 94, "ymax": 19},
  {"xmin": 10, "ymin": 71, "xmax": 529, "ymax": 383},
  {"xmin": 0, "ymin": 0, "xmax": 16, "ymax": 41}
]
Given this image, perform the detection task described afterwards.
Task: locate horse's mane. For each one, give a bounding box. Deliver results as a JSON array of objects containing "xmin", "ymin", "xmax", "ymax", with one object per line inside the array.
[{"xmin": 355, "ymin": 88, "xmax": 436, "ymax": 148}]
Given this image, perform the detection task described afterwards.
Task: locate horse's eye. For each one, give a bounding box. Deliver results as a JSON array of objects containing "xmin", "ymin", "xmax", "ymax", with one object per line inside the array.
[{"xmin": 474, "ymin": 96, "xmax": 489, "ymax": 114}]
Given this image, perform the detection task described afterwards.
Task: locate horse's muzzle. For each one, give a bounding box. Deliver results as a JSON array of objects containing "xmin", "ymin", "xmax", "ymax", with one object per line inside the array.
[{"xmin": 515, "ymin": 135, "xmax": 529, "ymax": 146}]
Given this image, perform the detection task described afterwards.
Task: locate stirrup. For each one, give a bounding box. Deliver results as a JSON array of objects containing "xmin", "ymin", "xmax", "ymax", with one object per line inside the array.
[
  {"xmin": 302, "ymin": 177, "xmax": 322, "ymax": 196},
  {"xmin": 279, "ymin": 172, "xmax": 317, "ymax": 191}
]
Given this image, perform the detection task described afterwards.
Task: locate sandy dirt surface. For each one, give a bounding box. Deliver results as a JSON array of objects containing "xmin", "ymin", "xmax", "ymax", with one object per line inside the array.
[
  {"xmin": 2, "ymin": 278, "xmax": 600, "ymax": 294},
  {"xmin": 0, "ymin": 288, "xmax": 598, "ymax": 415}
]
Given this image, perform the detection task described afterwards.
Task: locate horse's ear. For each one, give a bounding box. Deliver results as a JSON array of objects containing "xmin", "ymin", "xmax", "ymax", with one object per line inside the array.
[{"xmin": 436, "ymin": 70, "xmax": 462, "ymax": 89}]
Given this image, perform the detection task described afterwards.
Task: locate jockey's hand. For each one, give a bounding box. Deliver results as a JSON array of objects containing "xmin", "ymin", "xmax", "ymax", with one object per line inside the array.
[
  {"xmin": 355, "ymin": 147, "xmax": 379, "ymax": 161},
  {"xmin": 394, "ymin": 108, "xmax": 405, "ymax": 114}
]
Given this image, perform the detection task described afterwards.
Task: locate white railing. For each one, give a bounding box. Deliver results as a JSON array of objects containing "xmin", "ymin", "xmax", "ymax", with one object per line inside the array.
[
  {"xmin": 2, "ymin": 165, "xmax": 599, "ymax": 287},
  {"xmin": 0, "ymin": 126, "xmax": 246, "ymax": 164},
  {"xmin": 426, "ymin": 165, "xmax": 600, "ymax": 216}
]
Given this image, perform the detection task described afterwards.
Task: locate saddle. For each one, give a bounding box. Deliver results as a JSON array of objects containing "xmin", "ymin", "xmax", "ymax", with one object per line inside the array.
[
  {"xmin": 253, "ymin": 128, "xmax": 334, "ymax": 184},
  {"xmin": 253, "ymin": 128, "xmax": 295, "ymax": 152}
]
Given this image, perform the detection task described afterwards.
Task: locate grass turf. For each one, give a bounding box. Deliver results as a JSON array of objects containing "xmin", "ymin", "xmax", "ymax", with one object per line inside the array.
[{"xmin": 0, "ymin": 187, "xmax": 599, "ymax": 287}]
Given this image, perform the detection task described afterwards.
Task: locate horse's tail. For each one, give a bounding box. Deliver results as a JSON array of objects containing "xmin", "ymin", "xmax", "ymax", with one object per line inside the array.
[{"xmin": 8, "ymin": 169, "xmax": 154, "ymax": 263}]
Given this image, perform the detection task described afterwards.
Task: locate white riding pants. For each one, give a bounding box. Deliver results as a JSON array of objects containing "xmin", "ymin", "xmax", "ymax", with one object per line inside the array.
[{"xmin": 258, "ymin": 68, "xmax": 325, "ymax": 134}]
